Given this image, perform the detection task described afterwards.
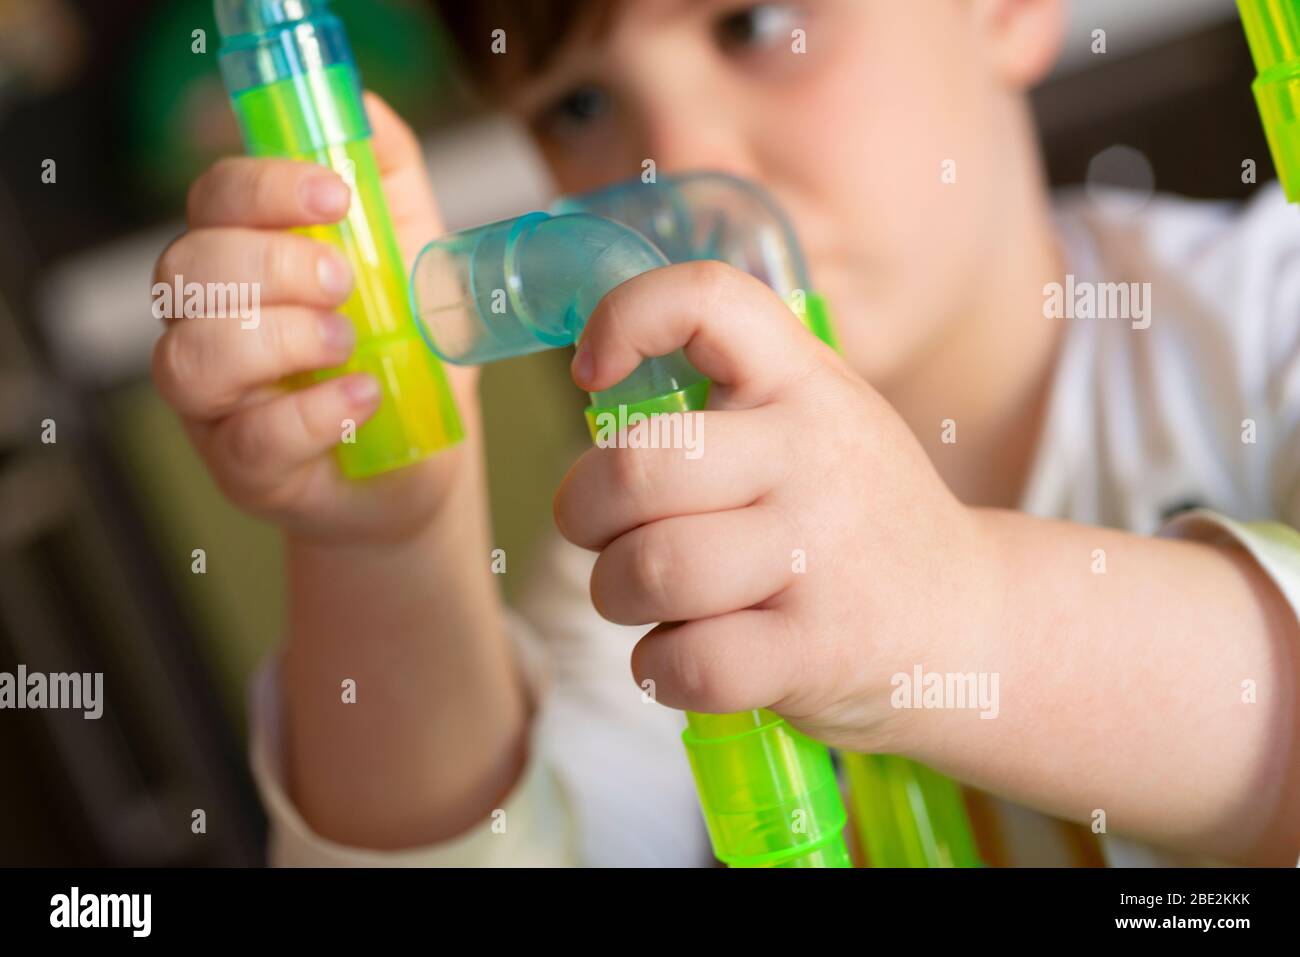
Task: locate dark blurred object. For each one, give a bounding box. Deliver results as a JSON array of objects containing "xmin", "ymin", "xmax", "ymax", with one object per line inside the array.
[
  {"xmin": 0, "ymin": 0, "xmax": 461, "ymax": 268},
  {"xmin": 124, "ymin": 0, "xmax": 459, "ymax": 202},
  {"xmin": 0, "ymin": 0, "xmax": 86, "ymax": 114},
  {"xmin": 1034, "ymin": 19, "xmax": 1273, "ymax": 199},
  {"xmin": 0, "ymin": 204, "xmax": 265, "ymax": 868}
]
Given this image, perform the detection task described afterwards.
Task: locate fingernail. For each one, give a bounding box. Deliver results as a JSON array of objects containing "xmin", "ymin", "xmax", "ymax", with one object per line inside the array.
[
  {"xmin": 317, "ymin": 254, "xmax": 353, "ymax": 298},
  {"xmin": 343, "ymin": 374, "xmax": 381, "ymax": 406},
  {"xmin": 303, "ymin": 174, "xmax": 350, "ymax": 219},
  {"xmin": 318, "ymin": 313, "xmax": 355, "ymax": 356},
  {"xmin": 571, "ymin": 340, "xmax": 594, "ymax": 385}
]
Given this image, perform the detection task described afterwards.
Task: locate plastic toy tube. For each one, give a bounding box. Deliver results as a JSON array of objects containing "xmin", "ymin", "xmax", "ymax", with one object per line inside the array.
[
  {"xmin": 844, "ymin": 754, "xmax": 982, "ymax": 867},
  {"xmin": 214, "ymin": 0, "xmax": 462, "ymax": 477},
  {"xmin": 1239, "ymin": 0, "xmax": 1300, "ymax": 203},
  {"xmin": 554, "ymin": 171, "xmax": 839, "ymax": 349},
  {"xmin": 411, "ymin": 211, "xmax": 850, "ymax": 867}
]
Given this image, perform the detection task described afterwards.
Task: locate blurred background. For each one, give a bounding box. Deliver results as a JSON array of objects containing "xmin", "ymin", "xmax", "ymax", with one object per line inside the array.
[{"xmin": 0, "ymin": 0, "xmax": 1272, "ymax": 865}]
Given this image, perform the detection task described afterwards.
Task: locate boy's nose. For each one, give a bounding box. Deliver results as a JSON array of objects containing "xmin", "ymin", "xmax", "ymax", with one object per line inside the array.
[{"xmin": 639, "ymin": 105, "xmax": 761, "ymax": 183}]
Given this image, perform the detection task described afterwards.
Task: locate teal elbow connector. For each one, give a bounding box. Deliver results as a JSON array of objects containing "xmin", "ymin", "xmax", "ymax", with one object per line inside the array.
[
  {"xmin": 556, "ymin": 172, "xmax": 839, "ymax": 349},
  {"xmin": 1239, "ymin": 0, "xmax": 1300, "ymax": 203},
  {"xmin": 411, "ymin": 211, "xmax": 708, "ymax": 423}
]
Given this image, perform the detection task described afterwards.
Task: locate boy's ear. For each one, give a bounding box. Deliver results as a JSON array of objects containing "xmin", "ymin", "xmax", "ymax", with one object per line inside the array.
[{"xmin": 972, "ymin": 0, "xmax": 1066, "ymax": 89}]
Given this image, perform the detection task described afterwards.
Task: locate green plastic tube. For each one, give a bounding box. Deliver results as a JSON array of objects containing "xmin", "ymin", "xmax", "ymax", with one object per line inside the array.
[
  {"xmin": 412, "ymin": 210, "xmax": 850, "ymax": 867},
  {"xmin": 683, "ymin": 711, "xmax": 850, "ymax": 867},
  {"xmin": 1239, "ymin": 0, "xmax": 1300, "ymax": 203},
  {"xmin": 214, "ymin": 0, "xmax": 462, "ymax": 478},
  {"xmin": 843, "ymin": 754, "xmax": 981, "ymax": 867}
]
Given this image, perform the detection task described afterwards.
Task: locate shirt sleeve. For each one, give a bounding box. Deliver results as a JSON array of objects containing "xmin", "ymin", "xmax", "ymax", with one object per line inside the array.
[
  {"xmin": 1161, "ymin": 512, "xmax": 1300, "ymax": 620},
  {"xmin": 1109, "ymin": 205, "xmax": 1300, "ymax": 866},
  {"xmin": 247, "ymin": 608, "xmax": 581, "ymax": 867},
  {"xmin": 1167, "ymin": 184, "xmax": 1300, "ymax": 625},
  {"xmin": 248, "ymin": 532, "xmax": 711, "ymax": 868}
]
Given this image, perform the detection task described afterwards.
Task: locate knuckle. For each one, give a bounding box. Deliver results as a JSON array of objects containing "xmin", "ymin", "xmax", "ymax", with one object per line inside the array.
[
  {"xmin": 683, "ymin": 258, "xmax": 744, "ymax": 315},
  {"xmin": 630, "ymin": 527, "xmax": 673, "ymax": 610},
  {"xmin": 184, "ymin": 173, "xmax": 212, "ymax": 227},
  {"xmin": 608, "ymin": 446, "xmax": 654, "ymax": 509},
  {"xmin": 151, "ymin": 329, "xmax": 193, "ymax": 399},
  {"xmin": 683, "ymin": 257, "xmax": 733, "ymax": 284},
  {"xmin": 587, "ymin": 556, "xmax": 615, "ymax": 621},
  {"xmin": 249, "ymin": 162, "xmax": 286, "ymax": 216},
  {"xmin": 682, "ymin": 258, "xmax": 737, "ymax": 295},
  {"xmin": 666, "ymin": 626, "xmax": 715, "ymax": 706},
  {"xmin": 284, "ymin": 389, "xmax": 320, "ymax": 448},
  {"xmin": 154, "ymin": 235, "xmax": 188, "ymax": 289},
  {"xmin": 552, "ymin": 476, "xmax": 584, "ymax": 545},
  {"xmin": 187, "ymin": 158, "xmax": 234, "ymax": 224},
  {"xmin": 247, "ymin": 470, "xmax": 302, "ymax": 514},
  {"xmin": 209, "ymin": 441, "xmax": 297, "ymax": 516},
  {"xmin": 222, "ymin": 411, "xmax": 269, "ymax": 474},
  {"xmin": 258, "ymin": 234, "xmax": 294, "ymax": 291},
  {"xmin": 263, "ymin": 308, "xmax": 296, "ymax": 369}
]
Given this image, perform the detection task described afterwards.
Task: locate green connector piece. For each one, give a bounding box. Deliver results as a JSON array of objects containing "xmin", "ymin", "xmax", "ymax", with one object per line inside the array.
[
  {"xmin": 1239, "ymin": 0, "xmax": 1300, "ymax": 203},
  {"xmin": 844, "ymin": 754, "xmax": 982, "ymax": 867},
  {"xmin": 684, "ymin": 710, "xmax": 850, "ymax": 868}
]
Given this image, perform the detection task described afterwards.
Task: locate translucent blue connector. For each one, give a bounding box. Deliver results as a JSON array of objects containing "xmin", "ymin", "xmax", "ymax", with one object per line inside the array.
[
  {"xmin": 410, "ymin": 211, "xmax": 707, "ymax": 419},
  {"xmin": 556, "ymin": 172, "xmax": 838, "ymax": 349}
]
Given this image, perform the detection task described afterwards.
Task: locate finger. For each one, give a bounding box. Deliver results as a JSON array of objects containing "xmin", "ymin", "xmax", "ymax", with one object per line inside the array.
[
  {"xmin": 363, "ymin": 92, "xmax": 446, "ymax": 263},
  {"xmin": 555, "ymin": 408, "xmax": 789, "ymax": 550},
  {"xmin": 187, "ymin": 157, "xmax": 352, "ymax": 230},
  {"xmin": 152, "ymin": 307, "xmax": 356, "ymax": 420},
  {"xmin": 366, "ymin": 91, "xmax": 427, "ymax": 177},
  {"xmin": 590, "ymin": 507, "xmax": 796, "ymax": 626},
  {"xmin": 631, "ymin": 609, "xmax": 802, "ymax": 713},
  {"xmin": 208, "ymin": 373, "xmax": 381, "ymax": 497},
  {"xmin": 571, "ymin": 260, "xmax": 829, "ymax": 411},
  {"xmin": 154, "ymin": 228, "xmax": 354, "ymax": 312}
]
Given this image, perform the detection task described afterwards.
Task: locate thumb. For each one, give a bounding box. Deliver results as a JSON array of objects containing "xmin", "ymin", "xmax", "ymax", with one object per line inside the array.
[
  {"xmin": 363, "ymin": 92, "xmax": 479, "ymax": 406},
  {"xmin": 363, "ymin": 91, "xmax": 446, "ymax": 268},
  {"xmin": 572, "ymin": 260, "xmax": 830, "ymax": 411}
]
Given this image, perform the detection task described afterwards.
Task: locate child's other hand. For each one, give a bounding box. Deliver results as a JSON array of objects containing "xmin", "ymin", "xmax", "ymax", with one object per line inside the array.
[
  {"xmin": 553, "ymin": 262, "xmax": 1002, "ymax": 752},
  {"xmin": 151, "ymin": 94, "xmax": 478, "ymax": 545}
]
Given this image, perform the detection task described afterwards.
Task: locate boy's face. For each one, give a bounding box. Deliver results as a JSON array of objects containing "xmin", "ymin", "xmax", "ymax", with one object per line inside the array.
[{"xmin": 499, "ymin": 0, "xmax": 1064, "ymax": 387}]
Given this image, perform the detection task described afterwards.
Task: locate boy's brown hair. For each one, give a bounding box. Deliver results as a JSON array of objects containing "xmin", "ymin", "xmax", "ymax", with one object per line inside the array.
[{"xmin": 431, "ymin": 0, "xmax": 620, "ymax": 89}]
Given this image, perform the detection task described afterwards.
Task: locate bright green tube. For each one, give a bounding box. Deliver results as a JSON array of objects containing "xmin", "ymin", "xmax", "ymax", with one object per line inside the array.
[
  {"xmin": 844, "ymin": 754, "xmax": 981, "ymax": 867},
  {"xmin": 214, "ymin": 0, "xmax": 462, "ymax": 478},
  {"xmin": 411, "ymin": 210, "xmax": 849, "ymax": 867},
  {"xmin": 684, "ymin": 711, "xmax": 849, "ymax": 867},
  {"xmin": 1239, "ymin": 0, "xmax": 1300, "ymax": 203}
]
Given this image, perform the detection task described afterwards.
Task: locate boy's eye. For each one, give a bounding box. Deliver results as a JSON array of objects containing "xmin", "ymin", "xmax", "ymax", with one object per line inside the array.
[
  {"xmin": 545, "ymin": 84, "xmax": 611, "ymax": 131},
  {"xmin": 714, "ymin": 3, "xmax": 803, "ymax": 53}
]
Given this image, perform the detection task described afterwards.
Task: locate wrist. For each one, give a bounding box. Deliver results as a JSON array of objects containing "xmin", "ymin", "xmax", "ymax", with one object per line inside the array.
[
  {"xmin": 964, "ymin": 506, "xmax": 1015, "ymax": 645},
  {"xmin": 283, "ymin": 452, "xmax": 498, "ymax": 647},
  {"xmin": 288, "ymin": 438, "xmax": 484, "ymax": 553},
  {"xmin": 878, "ymin": 504, "xmax": 1012, "ymax": 759}
]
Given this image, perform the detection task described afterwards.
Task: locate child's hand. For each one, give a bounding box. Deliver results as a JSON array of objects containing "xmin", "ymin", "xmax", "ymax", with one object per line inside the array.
[
  {"xmin": 554, "ymin": 262, "xmax": 1003, "ymax": 752},
  {"xmin": 151, "ymin": 94, "xmax": 477, "ymax": 545}
]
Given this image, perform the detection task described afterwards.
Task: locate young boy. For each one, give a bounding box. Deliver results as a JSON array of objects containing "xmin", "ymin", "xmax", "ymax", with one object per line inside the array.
[{"xmin": 153, "ymin": 0, "xmax": 1300, "ymax": 866}]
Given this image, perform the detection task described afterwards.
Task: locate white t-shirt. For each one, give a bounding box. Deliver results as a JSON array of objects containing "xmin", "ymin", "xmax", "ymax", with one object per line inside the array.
[{"xmin": 250, "ymin": 185, "xmax": 1300, "ymax": 867}]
